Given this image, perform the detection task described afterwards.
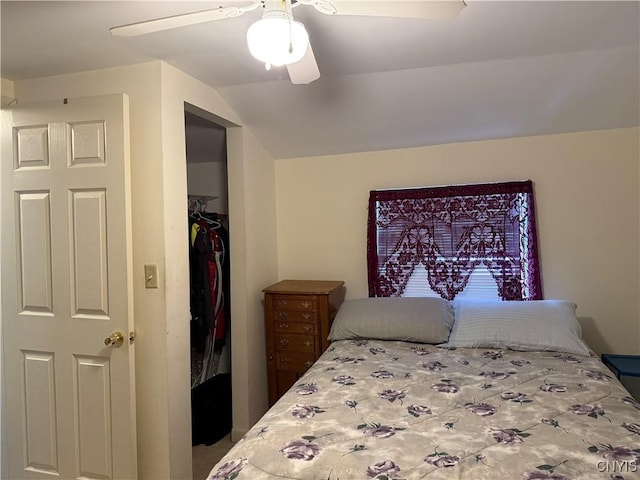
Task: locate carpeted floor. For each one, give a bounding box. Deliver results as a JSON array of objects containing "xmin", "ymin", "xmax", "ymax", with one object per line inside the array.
[{"xmin": 192, "ymin": 435, "xmax": 235, "ymax": 480}]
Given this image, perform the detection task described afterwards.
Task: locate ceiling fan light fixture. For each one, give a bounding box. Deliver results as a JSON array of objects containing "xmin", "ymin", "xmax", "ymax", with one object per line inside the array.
[{"xmin": 246, "ymin": 16, "xmax": 309, "ymax": 67}]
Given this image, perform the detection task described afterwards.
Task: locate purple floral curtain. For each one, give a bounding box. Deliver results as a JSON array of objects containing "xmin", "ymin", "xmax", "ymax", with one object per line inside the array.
[{"xmin": 367, "ymin": 181, "xmax": 542, "ymax": 300}]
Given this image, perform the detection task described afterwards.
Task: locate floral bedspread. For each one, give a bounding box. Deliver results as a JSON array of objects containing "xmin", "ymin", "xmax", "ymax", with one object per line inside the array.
[{"xmin": 207, "ymin": 340, "xmax": 640, "ymax": 480}]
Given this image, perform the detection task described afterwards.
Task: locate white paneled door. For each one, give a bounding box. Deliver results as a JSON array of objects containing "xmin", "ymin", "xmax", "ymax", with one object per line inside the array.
[{"xmin": 1, "ymin": 95, "xmax": 136, "ymax": 479}]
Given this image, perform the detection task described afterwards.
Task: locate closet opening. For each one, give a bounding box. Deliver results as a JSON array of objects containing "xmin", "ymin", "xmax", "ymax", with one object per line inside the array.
[{"xmin": 184, "ymin": 106, "xmax": 232, "ymax": 456}]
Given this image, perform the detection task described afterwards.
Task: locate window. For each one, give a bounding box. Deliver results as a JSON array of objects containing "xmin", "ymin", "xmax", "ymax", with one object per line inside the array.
[{"xmin": 367, "ymin": 181, "xmax": 542, "ymax": 301}]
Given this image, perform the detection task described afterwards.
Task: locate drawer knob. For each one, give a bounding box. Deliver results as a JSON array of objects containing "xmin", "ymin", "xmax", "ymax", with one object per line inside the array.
[
  {"xmin": 304, "ymin": 361, "xmax": 313, "ymax": 368},
  {"xmin": 304, "ymin": 340, "xmax": 312, "ymax": 347},
  {"xmin": 279, "ymin": 322, "xmax": 289, "ymax": 329},
  {"xmin": 302, "ymin": 325, "xmax": 312, "ymax": 333},
  {"xmin": 278, "ymin": 300, "xmax": 288, "ymax": 307},
  {"xmin": 302, "ymin": 301, "xmax": 311, "ymax": 308},
  {"xmin": 278, "ymin": 311, "xmax": 288, "ymax": 319},
  {"xmin": 281, "ymin": 357, "xmax": 290, "ymax": 364},
  {"xmin": 302, "ymin": 313, "xmax": 312, "ymax": 320},
  {"xmin": 280, "ymin": 338, "xmax": 289, "ymax": 347}
]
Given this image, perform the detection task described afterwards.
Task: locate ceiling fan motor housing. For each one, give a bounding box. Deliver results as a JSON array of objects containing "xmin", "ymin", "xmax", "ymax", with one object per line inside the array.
[{"xmin": 263, "ymin": 0, "xmax": 294, "ymax": 18}]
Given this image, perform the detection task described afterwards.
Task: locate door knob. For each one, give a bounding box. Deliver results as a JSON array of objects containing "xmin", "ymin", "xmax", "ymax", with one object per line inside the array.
[{"xmin": 104, "ymin": 331, "xmax": 124, "ymax": 348}]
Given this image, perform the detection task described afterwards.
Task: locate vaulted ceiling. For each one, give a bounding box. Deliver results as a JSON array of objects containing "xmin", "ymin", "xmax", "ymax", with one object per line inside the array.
[{"xmin": 2, "ymin": 1, "xmax": 638, "ymax": 159}]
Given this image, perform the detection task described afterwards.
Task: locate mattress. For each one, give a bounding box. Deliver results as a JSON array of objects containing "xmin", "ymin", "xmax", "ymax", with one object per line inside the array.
[{"xmin": 206, "ymin": 339, "xmax": 640, "ymax": 479}]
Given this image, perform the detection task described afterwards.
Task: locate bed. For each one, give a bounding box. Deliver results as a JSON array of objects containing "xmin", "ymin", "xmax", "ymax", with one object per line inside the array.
[{"xmin": 206, "ymin": 298, "xmax": 640, "ymax": 479}]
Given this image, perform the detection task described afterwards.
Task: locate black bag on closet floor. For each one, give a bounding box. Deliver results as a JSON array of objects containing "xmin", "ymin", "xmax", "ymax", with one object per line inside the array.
[{"xmin": 191, "ymin": 373, "xmax": 232, "ymax": 446}]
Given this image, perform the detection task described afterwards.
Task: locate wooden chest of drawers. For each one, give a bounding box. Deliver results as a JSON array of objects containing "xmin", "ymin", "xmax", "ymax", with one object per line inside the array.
[{"xmin": 263, "ymin": 280, "xmax": 345, "ymax": 405}]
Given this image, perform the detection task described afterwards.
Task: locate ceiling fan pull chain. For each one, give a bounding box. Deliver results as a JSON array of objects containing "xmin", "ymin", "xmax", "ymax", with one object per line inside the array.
[{"xmin": 288, "ymin": 17, "xmax": 294, "ymax": 54}]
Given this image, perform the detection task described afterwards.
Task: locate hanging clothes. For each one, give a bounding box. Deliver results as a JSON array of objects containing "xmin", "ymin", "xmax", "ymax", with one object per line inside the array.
[{"xmin": 189, "ymin": 211, "xmax": 229, "ymax": 388}]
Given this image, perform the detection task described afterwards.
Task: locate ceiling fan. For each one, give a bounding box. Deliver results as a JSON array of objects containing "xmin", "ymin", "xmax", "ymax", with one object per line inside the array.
[{"xmin": 110, "ymin": 0, "xmax": 466, "ymax": 85}]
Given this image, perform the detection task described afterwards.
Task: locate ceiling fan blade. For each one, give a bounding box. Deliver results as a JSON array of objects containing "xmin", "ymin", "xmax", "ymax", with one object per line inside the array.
[
  {"xmin": 110, "ymin": 2, "xmax": 262, "ymax": 37},
  {"xmin": 287, "ymin": 42, "xmax": 320, "ymax": 84},
  {"xmin": 313, "ymin": 1, "xmax": 466, "ymax": 19}
]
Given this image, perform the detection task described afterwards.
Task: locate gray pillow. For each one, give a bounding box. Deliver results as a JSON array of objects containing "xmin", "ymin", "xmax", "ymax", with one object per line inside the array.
[
  {"xmin": 328, "ymin": 297, "xmax": 454, "ymax": 344},
  {"xmin": 440, "ymin": 299, "xmax": 591, "ymax": 356}
]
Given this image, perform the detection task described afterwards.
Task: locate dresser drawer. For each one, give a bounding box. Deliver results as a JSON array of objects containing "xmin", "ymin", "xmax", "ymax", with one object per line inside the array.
[
  {"xmin": 274, "ymin": 310, "xmax": 316, "ymax": 323},
  {"xmin": 275, "ymin": 333, "xmax": 316, "ymax": 353},
  {"xmin": 275, "ymin": 320, "xmax": 317, "ymax": 335},
  {"xmin": 276, "ymin": 352, "xmax": 315, "ymax": 372},
  {"xmin": 273, "ymin": 295, "xmax": 317, "ymax": 311}
]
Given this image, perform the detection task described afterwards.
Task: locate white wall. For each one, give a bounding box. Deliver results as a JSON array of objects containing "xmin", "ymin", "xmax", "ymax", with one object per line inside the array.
[
  {"xmin": 275, "ymin": 127, "xmax": 640, "ymax": 356},
  {"xmin": 159, "ymin": 61, "xmax": 277, "ymax": 473},
  {"xmin": 8, "ymin": 61, "xmax": 279, "ymax": 480},
  {"xmin": 233, "ymin": 129, "xmax": 278, "ymax": 428},
  {"xmin": 187, "ymin": 162, "xmax": 229, "ymax": 214},
  {"xmin": 1, "ymin": 77, "xmax": 15, "ymax": 108}
]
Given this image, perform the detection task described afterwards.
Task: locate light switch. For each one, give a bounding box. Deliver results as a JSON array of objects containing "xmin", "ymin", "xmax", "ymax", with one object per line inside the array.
[{"xmin": 144, "ymin": 264, "xmax": 159, "ymax": 289}]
